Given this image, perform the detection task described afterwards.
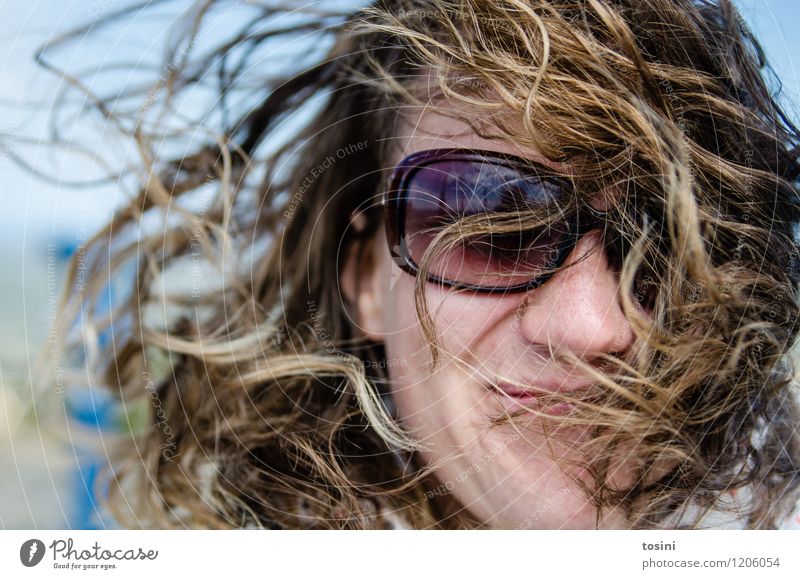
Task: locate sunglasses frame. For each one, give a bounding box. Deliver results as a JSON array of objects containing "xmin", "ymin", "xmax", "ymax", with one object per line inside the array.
[{"xmin": 382, "ymin": 148, "xmax": 609, "ymax": 294}]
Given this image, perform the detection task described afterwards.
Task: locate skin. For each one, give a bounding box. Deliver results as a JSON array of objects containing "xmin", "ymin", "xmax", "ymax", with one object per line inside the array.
[{"xmin": 342, "ymin": 105, "xmax": 636, "ymax": 529}]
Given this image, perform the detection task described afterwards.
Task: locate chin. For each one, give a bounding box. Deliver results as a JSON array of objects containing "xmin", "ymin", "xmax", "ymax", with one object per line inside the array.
[
  {"xmin": 466, "ymin": 430, "xmax": 629, "ymax": 529},
  {"xmin": 489, "ymin": 488, "xmax": 628, "ymax": 529}
]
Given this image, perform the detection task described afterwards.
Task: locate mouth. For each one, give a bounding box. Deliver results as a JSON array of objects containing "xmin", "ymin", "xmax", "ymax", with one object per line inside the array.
[{"xmin": 489, "ymin": 382, "xmax": 577, "ymax": 416}]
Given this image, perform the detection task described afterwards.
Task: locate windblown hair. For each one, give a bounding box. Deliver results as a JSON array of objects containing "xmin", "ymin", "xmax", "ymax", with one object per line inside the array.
[{"xmin": 43, "ymin": 0, "xmax": 800, "ymax": 528}]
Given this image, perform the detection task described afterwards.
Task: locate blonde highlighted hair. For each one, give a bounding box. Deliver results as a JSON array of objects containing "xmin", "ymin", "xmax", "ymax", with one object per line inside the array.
[{"xmin": 42, "ymin": 0, "xmax": 800, "ymax": 528}]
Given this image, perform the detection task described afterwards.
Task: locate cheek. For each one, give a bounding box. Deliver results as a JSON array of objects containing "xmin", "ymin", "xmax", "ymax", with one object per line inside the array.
[
  {"xmin": 377, "ymin": 259, "xmax": 519, "ymax": 432},
  {"xmin": 378, "ymin": 271, "xmax": 439, "ymax": 427},
  {"xmin": 378, "ymin": 253, "xmax": 520, "ymax": 362}
]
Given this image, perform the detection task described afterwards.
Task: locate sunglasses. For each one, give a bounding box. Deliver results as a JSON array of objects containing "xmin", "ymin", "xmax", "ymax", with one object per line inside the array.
[{"xmin": 382, "ymin": 148, "xmax": 613, "ymax": 293}]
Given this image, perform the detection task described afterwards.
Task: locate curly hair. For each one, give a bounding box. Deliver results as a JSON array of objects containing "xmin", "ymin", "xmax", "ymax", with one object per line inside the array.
[{"xmin": 41, "ymin": 0, "xmax": 800, "ymax": 528}]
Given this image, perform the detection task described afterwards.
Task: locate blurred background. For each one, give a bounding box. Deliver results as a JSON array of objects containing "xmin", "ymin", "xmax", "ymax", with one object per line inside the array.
[{"xmin": 0, "ymin": 0, "xmax": 798, "ymax": 529}]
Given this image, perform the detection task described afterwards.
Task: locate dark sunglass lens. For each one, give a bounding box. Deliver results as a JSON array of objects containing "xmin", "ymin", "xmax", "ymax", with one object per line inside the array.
[{"xmin": 402, "ymin": 158, "xmax": 570, "ymax": 288}]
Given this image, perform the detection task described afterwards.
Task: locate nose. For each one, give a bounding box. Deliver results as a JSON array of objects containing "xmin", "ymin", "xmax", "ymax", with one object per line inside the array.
[{"xmin": 515, "ymin": 231, "xmax": 634, "ymax": 359}]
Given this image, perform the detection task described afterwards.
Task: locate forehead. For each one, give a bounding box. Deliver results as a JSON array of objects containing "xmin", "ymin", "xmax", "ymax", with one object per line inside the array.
[{"xmin": 391, "ymin": 105, "xmax": 557, "ymax": 168}]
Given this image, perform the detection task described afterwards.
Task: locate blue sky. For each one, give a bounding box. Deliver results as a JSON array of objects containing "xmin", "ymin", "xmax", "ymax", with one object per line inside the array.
[{"xmin": 738, "ymin": 0, "xmax": 800, "ymax": 107}]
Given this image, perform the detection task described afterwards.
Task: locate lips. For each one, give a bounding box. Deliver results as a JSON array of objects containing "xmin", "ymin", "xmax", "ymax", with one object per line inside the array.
[
  {"xmin": 496, "ymin": 383, "xmax": 551, "ymax": 398},
  {"xmin": 490, "ymin": 380, "xmax": 587, "ymax": 416}
]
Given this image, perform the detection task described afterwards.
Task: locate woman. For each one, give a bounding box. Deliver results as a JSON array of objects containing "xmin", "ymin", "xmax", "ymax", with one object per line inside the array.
[{"xmin": 49, "ymin": 0, "xmax": 800, "ymax": 529}]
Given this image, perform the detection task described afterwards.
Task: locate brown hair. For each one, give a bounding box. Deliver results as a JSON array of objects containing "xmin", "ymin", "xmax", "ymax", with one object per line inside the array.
[{"xmin": 41, "ymin": 0, "xmax": 800, "ymax": 528}]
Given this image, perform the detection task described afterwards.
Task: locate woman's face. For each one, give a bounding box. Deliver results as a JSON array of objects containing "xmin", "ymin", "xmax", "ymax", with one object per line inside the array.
[{"xmin": 347, "ymin": 107, "xmax": 636, "ymax": 529}]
